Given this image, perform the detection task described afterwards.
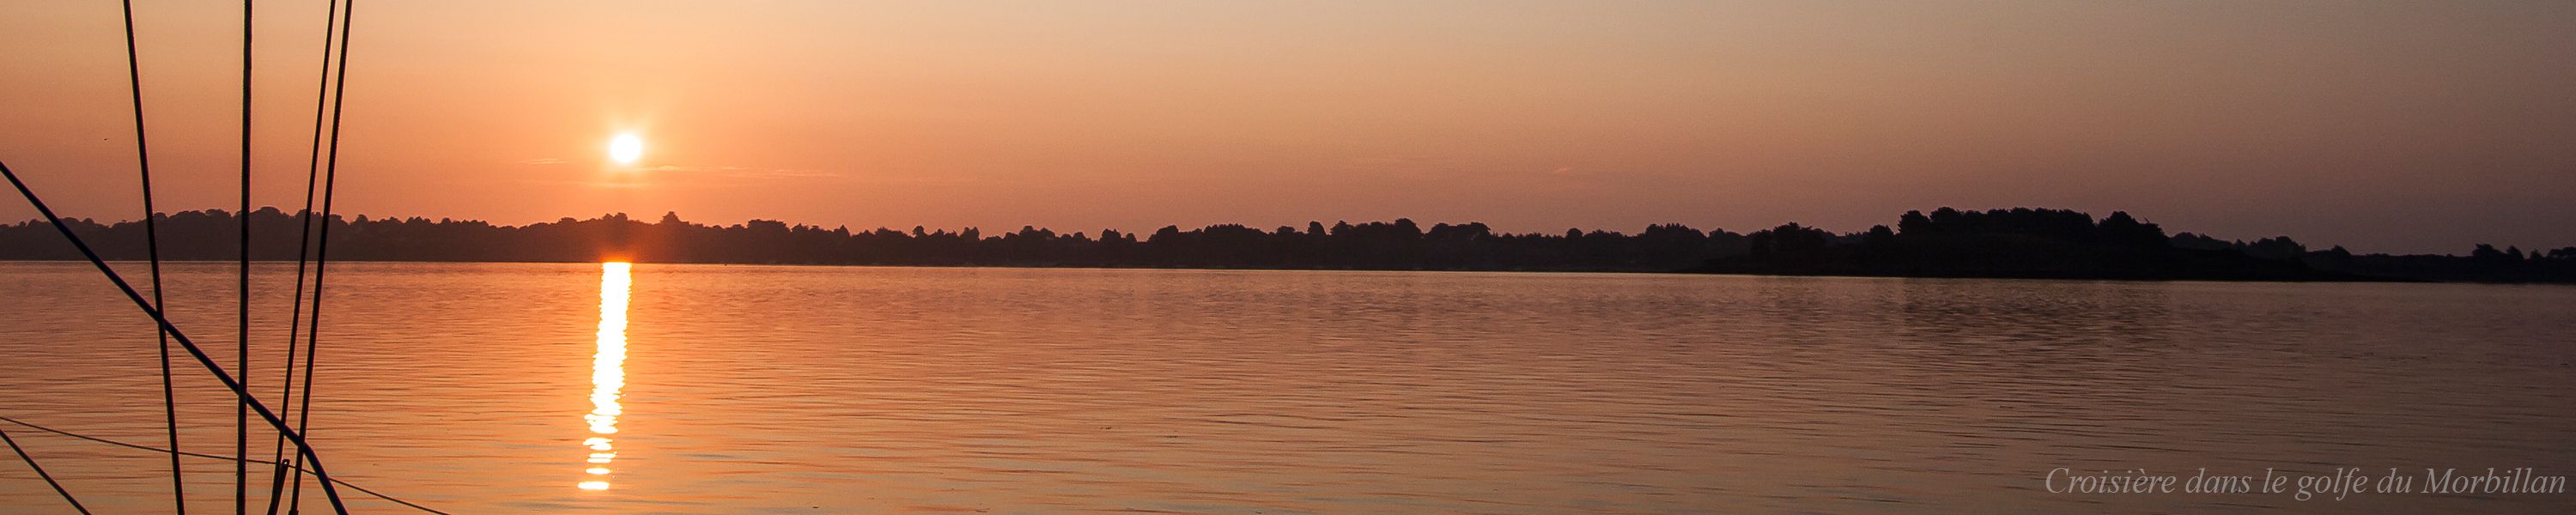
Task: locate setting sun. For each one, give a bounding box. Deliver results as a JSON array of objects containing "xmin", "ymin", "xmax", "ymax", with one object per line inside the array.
[{"xmin": 608, "ymin": 134, "xmax": 644, "ymax": 164}]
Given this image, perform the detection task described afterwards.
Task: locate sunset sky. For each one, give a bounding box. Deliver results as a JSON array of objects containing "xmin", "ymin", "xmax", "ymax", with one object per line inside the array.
[{"xmin": 3, "ymin": 1, "xmax": 2570, "ymax": 254}]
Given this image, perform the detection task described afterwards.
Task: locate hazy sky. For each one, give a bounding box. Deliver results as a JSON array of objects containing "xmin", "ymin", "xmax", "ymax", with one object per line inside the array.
[{"xmin": 3, "ymin": 1, "xmax": 2571, "ymax": 253}]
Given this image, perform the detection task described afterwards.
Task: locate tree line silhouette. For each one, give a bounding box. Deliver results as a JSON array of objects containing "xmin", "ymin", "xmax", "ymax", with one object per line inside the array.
[
  {"xmin": 3, "ymin": 207, "xmax": 2569, "ymax": 282},
  {"xmin": 1699, "ymin": 207, "xmax": 2573, "ymax": 282}
]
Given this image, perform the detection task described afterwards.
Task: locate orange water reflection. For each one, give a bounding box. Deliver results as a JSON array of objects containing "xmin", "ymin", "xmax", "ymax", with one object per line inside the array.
[{"xmin": 580, "ymin": 262, "xmax": 631, "ymax": 491}]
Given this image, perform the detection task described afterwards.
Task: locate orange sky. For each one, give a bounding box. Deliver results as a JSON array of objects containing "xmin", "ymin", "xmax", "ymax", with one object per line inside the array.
[{"xmin": 3, "ymin": 1, "xmax": 2571, "ymax": 254}]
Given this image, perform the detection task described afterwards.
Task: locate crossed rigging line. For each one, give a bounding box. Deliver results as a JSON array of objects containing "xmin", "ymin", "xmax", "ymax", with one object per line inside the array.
[
  {"xmin": 3, "ymin": 160, "xmax": 355, "ymax": 514},
  {"xmin": 3, "ymin": 426, "xmax": 91, "ymax": 514},
  {"xmin": 15, "ymin": 1, "xmax": 373, "ymax": 513},
  {"xmin": 3, "ymin": 2, "xmax": 456, "ymax": 512},
  {"xmin": 0, "ymin": 416, "xmax": 446, "ymax": 515},
  {"xmin": 116, "ymin": 0, "xmax": 185, "ymax": 512},
  {"xmin": 266, "ymin": 1, "xmax": 355, "ymax": 512}
]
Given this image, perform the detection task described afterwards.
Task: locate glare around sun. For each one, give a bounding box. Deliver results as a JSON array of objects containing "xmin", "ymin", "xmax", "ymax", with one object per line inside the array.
[{"xmin": 609, "ymin": 134, "xmax": 643, "ymax": 164}]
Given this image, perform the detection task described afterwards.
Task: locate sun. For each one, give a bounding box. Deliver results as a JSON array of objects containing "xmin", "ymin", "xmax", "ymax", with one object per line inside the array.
[{"xmin": 608, "ymin": 134, "xmax": 644, "ymax": 164}]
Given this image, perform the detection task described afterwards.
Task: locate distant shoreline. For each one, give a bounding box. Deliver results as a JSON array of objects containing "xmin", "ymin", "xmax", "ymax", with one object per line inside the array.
[
  {"xmin": 7, "ymin": 206, "xmax": 2571, "ymax": 284},
  {"xmin": 13, "ymin": 258, "xmax": 2555, "ymax": 286}
]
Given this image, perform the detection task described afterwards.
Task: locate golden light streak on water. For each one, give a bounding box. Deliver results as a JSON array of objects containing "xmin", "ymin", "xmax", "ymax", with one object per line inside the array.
[{"xmin": 580, "ymin": 262, "xmax": 631, "ymax": 491}]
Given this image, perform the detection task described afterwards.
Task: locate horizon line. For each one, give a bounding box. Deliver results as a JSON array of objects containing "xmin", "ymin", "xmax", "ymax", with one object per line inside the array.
[{"xmin": 10, "ymin": 205, "xmax": 2563, "ymax": 258}]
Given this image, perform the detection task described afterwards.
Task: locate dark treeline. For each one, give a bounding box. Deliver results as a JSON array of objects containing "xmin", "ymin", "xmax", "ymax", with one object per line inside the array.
[
  {"xmin": 0, "ymin": 209, "xmax": 1741, "ymax": 270},
  {"xmin": 3, "ymin": 207, "xmax": 2570, "ymax": 282},
  {"xmin": 1699, "ymin": 208, "xmax": 2574, "ymax": 282}
]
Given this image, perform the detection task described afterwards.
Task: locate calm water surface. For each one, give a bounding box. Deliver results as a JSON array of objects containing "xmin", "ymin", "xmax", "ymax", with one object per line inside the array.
[{"xmin": 2, "ymin": 262, "xmax": 2570, "ymax": 513}]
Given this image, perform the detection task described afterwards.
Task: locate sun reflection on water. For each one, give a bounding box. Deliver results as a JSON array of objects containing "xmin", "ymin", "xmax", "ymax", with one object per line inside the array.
[{"xmin": 581, "ymin": 262, "xmax": 631, "ymax": 491}]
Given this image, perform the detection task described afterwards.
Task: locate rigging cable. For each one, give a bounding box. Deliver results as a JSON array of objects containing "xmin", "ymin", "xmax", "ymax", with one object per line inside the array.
[
  {"xmin": 238, "ymin": 1, "xmax": 258, "ymax": 512},
  {"xmin": 118, "ymin": 0, "xmax": 186, "ymax": 512},
  {"xmin": 1, "ymin": 426, "xmax": 90, "ymax": 514},
  {"xmin": 1, "ymin": 415, "xmax": 447, "ymax": 515},
  {"xmin": 1, "ymin": 160, "xmax": 354, "ymax": 514},
  {"xmin": 264, "ymin": 1, "xmax": 344, "ymax": 512},
  {"xmin": 286, "ymin": 2, "xmax": 357, "ymax": 512}
]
